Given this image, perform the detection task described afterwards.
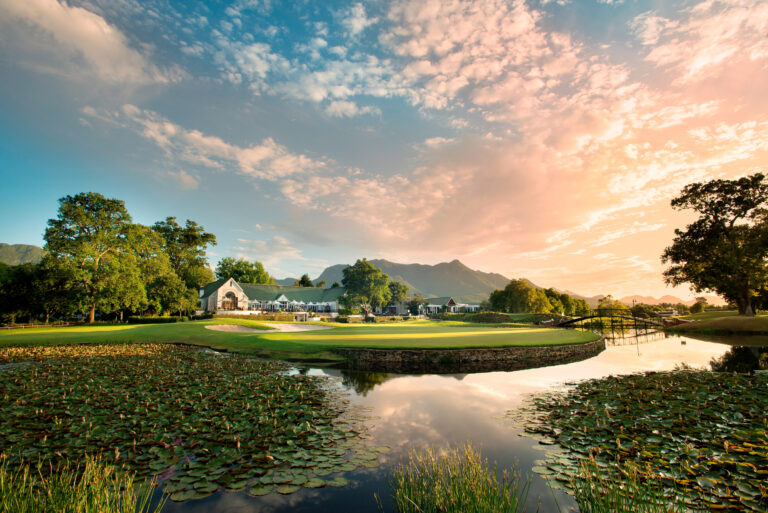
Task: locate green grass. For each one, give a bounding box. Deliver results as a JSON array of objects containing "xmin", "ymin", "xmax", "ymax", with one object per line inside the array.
[
  {"xmin": 679, "ymin": 310, "xmax": 741, "ymax": 321},
  {"xmin": 0, "ymin": 319, "xmax": 599, "ymax": 364},
  {"xmin": 669, "ymin": 315, "xmax": 768, "ymax": 334},
  {"xmin": 383, "ymin": 443, "xmax": 530, "ymax": 513},
  {"xmin": 0, "ymin": 455, "xmax": 164, "ymax": 513}
]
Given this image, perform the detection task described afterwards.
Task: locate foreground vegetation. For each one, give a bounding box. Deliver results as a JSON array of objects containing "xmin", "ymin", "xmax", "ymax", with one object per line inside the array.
[
  {"xmin": 516, "ymin": 370, "xmax": 768, "ymax": 511},
  {"xmin": 0, "ymin": 319, "xmax": 599, "ymax": 364},
  {"xmin": 0, "ymin": 456, "xmax": 164, "ymax": 513},
  {"xmin": 384, "ymin": 443, "xmax": 530, "ymax": 513},
  {"xmin": 0, "ymin": 344, "xmax": 386, "ymax": 502}
]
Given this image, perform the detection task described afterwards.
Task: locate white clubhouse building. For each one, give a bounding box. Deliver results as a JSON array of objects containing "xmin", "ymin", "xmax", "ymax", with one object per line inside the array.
[{"xmin": 199, "ymin": 278, "xmax": 345, "ymax": 314}]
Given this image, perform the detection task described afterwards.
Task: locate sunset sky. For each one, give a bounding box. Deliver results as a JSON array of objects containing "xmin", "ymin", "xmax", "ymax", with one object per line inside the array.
[{"xmin": 1, "ymin": 0, "xmax": 766, "ymax": 299}]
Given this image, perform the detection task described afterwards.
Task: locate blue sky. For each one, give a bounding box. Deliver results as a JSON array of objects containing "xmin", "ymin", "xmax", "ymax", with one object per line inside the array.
[{"xmin": 1, "ymin": 0, "xmax": 766, "ymax": 298}]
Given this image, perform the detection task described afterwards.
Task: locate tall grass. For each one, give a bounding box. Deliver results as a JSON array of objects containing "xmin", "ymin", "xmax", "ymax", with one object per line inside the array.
[
  {"xmin": 571, "ymin": 460, "xmax": 695, "ymax": 513},
  {"xmin": 0, "ymin": 455, "xmax": 165, "ymax": 513},
  {"xmin": 385, "ymin": 443, "xmax": 531, "ymax": 513}
]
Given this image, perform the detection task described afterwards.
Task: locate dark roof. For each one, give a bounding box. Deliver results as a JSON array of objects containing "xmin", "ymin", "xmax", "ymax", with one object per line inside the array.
[
  {"xmin": 200, "ymin": 278, "xmax": 345, "ymax": 303},
  {"xmin": 199, "ymin": 278, "xmax": 228, "ymax": 300},
  {"xmin": 240, "ymin": 283, "xmax": 346, "ymax": 302},
  {"xmin": 425, "ymin": 297, "xmax": 455, "ymax": 306}
]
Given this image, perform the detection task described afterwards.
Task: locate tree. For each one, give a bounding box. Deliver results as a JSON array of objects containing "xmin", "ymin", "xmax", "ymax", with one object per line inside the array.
[
  {"xmin": 152, "ymin": 217, "xmax": 217, "ymax": 290},
  {"xmin": 488, "ymin": 279, "xmax": 552, "ymax": 313},
  {"xmin": 690, "ymin": 301, "xmax": 706, "ymax": 314},
  {"xmin": 215, "ymin": 257, "xmax": 271, "ymax": 284},
  {"xmin": 662, "ymin": 173, "xmax": 768, "ymax": 316},
  {"xmin": 331, "ymin": 281, "xmax": 341, "ymax": 288},
  {"xmin": 44, "ymin": 193, "xmax": 144, "ymax": 323},
  {"xmin": 295, "ymin": 274, "xmax": 313, "ymax": 287},
  {"xmin": 388, "ymin": 281, "xmax": 409, "ymax": 304},
  {"xmin": 315, "ymin": 280, "xmax": 327, "ymax": 288},
  {"xmin": 597, "ymin": 295, "xmax": 628, "ymax": 311},
  {"xmin": 341, "ymin": 259, "xmax": 391, "ymax": 315},
  {"xmin": 407, "ymin": 293, "xmax": 425, "ymax": 315}
]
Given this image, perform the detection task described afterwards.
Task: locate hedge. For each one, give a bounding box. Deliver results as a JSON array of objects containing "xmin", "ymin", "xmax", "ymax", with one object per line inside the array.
[{"xmin": 127, "ymin": 316, "xmax": 188, "ymax": 324}]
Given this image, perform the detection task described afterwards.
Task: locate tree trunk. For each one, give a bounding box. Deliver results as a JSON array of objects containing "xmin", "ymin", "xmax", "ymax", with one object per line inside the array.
[
  {"xmin": 89, "ymin": 303, "xmax": 96, "ymax": 324},
  {"xmin": 45, "ymin": 311, "xmax": 50, "ymax": 324},
  {"xmin": 739, "ymin": 289, "xmax": 756, "ymax": 317},
  {"xmin": 119, "ymin": 311, "xmax": 123, "ymax": 322}
]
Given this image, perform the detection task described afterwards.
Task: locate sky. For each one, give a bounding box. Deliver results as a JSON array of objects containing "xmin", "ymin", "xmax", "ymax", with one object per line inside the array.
[{"xmin": 0, "ymin": 0, "xmax": 766, "ymax": 300}]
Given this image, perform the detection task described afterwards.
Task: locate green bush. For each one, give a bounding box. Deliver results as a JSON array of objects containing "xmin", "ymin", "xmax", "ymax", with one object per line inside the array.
[
  {"xmin": 190, "ymin": 313, "xmax": 214, "ymax": 320},
  {"xmin": 127, "ymin": 316, "xmax": 187, "ymax": 324},
  {"xmin": 336, "ymin": 316, "xmax": 349, "ymax": 323}
]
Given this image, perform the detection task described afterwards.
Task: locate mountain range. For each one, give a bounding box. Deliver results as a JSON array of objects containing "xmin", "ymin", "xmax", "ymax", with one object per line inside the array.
[{"xmin": 0, "ymin": 243, "xmax": 44, "ymax": 266}]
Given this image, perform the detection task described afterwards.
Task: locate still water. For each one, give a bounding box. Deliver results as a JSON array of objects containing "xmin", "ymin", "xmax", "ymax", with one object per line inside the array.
[{"xmin": 161, "ymin": 332, "xmax": 758, "ymax": 513}]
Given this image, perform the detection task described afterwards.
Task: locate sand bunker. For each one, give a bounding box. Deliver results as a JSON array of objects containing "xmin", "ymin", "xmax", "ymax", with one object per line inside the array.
[{"xmin": 205, "ymin": 323, "xmax": 332, "ymax": 333}]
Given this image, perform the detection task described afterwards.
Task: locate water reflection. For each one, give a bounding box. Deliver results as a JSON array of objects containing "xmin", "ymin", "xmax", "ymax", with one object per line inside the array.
[
  {"xmin": 709, "ymin": 345, "xmax": 768, "ymax": 372},
  {"xmin": 161, "ymin": 334, "xmax": 738, "ymax": 513},
  {"xmin": 339, "ymin": 370, "xmax": 392, "ymax": 396}
]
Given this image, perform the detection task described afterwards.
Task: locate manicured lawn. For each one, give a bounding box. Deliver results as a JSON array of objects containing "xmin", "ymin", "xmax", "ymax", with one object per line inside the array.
[
  {"xmin": 670, "ymin": 315, "xmax": 768, "ymax": 335},
  {"xmin": 0, "ymin": 319, "xmax": 598, "ymax": 363},
  {"xmin": 679, "ymin": 310, "xmax": 741, "ymax": 321}
]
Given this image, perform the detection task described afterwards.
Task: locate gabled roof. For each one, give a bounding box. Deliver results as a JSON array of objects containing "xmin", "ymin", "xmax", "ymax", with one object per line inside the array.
[
  {"xmin": 240, "ymin": 283, "xmax": 346, "ymax": 303},
  {"xmin": 425, "ymin": 296, "xmax": 455, "ymax": 306},
  {"xmin": 200, "ymin": 279, "xmax": 346, "ymax": 303},
  {"xmin": 199, "ymin": 278, "xmax": 228, "ymax": 300}
]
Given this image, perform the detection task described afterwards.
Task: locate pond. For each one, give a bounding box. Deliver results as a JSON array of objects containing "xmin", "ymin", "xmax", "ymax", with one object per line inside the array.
[{"xmin": 158, "ymin": 330, "xmax": 764, "ymax": 513}]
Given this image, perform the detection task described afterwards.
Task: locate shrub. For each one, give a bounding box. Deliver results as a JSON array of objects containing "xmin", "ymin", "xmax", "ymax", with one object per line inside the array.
[
  {"xmin": 336, "ymin": 316, "xmax": 349, "ymax": 323},
  {"xmin": 190, "ymin": 313, "xmax": 214, "ymax": 320},
  {"xmin": 212, "ymin": 313, "xmax": 294, "ymax": 321},
  {"xmin": 127, "ymin": 316, "xmax": 187, "ymax": 324}
]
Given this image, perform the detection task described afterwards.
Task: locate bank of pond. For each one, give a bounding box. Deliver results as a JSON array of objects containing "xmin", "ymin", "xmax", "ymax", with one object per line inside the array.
[{"xmin": 0, "ymin": 325, "xmax": 767, "ymax": 512}]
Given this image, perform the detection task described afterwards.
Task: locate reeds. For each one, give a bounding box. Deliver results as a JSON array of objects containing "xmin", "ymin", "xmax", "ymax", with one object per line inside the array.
[
  {"xmin": 571, "ymin": 460, "xmax": 693, "ymax": 513},
  {"xmin": 386, "ymin": 443, "xmax": 531, "ymax": 513},
  {"xmin": 0, "ymin": 454, "xmax": 165, "ymax": 513}
]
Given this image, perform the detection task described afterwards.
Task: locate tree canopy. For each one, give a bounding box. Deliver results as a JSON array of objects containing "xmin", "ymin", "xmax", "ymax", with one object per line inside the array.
[
  {"xmin": 662, "ymin": 173, "xmax": 768, "ymax": 316},
  {"xmin": 341, "ymin": 258, "xmax": 391, "ymax": 315},
  {"xmin": 152, "ymin": 217, "xmax": 216, "ymax": 289},
  {"xmin": 215, "ymin": 257, "xmax": 271, "ymax": 284},
  {"xmin": 295, "ymin": 274, "xmax": 313, "ymax": 287},
  {"xmin": 0, "ymin": 193, "xmax": 220, "ymax": 325},
  {"xmin": 388, "ymin": 281, "xmax": 409, "ymax": 304},
  {"xmin": 44, "ymin": 192, "xmax": 142, "ymax": 323}
]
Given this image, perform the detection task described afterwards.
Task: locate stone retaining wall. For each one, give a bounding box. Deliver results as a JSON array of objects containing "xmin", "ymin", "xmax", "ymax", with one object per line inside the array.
[{"xmin": 333, "ymin": 338, "xmax": 605, "ymax": 374}]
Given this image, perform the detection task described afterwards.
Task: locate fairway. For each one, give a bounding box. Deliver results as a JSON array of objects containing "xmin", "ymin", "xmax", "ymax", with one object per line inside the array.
[{"xmin": 0, "ymin": 319, "xmax": 598, "ymax": 363}]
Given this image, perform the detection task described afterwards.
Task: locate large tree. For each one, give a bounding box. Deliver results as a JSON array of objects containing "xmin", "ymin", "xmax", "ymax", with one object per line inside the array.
[
  {"xmin": 152, "ymin": 217, "xmax": 217, "ymax": 289},
  {"xmin": 388, "ymin": 281, "xmax": 409, "ymax": 304},
  {"xmin": 44, "ymin": 192, "xmax": 143, "ymax": 323},
  {"xmin": 662, "ymin": 173, "xmax": 768, "ymax": 316},
  {"xmin": 215, "ymin": 257, "xmax": 271, "ymax": 284},
  {"xmin": 341, "ymin": 258, "xmax": 391, "ymax": 315},
  {"xmin": 489, "ymin": 279, "xmax": 552, "ymax": 314}
]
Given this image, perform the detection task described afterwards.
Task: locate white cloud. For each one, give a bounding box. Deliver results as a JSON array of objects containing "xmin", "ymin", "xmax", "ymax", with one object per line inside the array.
[
  {"xmin": 325, "ymin": 100, "xmax": 380, "ymax": 118},
  {"xmin": 83, "ymin": 104, "xmax": 324, "ymax": 181},
  {"xmin": 0, "ymin": 0, "xmax": 180, "ymax": 85},
  {"xmin": 341, "ymin": 3, "xmax": 377, "ymax": 36}
]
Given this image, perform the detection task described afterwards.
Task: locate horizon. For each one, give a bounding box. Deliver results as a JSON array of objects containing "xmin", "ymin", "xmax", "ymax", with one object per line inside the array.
[{"xmin": 2, "ymin": 0, "xmax": 766, "ymax": 301}]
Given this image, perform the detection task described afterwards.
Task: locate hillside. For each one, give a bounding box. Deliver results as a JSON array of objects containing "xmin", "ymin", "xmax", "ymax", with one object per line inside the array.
[
  {"xmin": 619, "ymin": 294, "xmax": 727, "ymax": 307},
  {"xmin": 312, "ymin": 259, "xmax": 510, "ymax": 304},
  {"xmin": 0, "ymin": 243, "xmax": 44, "ymax": 265}
]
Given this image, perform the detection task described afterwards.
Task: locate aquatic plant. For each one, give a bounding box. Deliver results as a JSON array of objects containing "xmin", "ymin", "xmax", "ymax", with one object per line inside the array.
[
  {"xmin": 513, "ymin": 370, "xmax": 768, "ymax": 511},
  {"xmin": 0, "ymin": 454, "xmax": 165, "ymax": 513},
  {"xmin": 571, "ymin": 459, "xmax": 693, "ymax": 513},
  {"xmin": 0, "ymin": 344, "xmax": 387, "ymax": 501},
  {"xmin": 385, "ymin": 443, "xmax": 531, "ymax": 513}
]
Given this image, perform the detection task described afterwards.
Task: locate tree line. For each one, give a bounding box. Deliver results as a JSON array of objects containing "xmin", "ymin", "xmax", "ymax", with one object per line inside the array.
[
  {"xmin": 487, "ymin": 279, "xmax": 591, "ymax": 316},
  {"xmin": 0, "ymin": 193, "xmax": 218, "ymax": 324}
]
